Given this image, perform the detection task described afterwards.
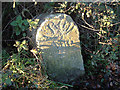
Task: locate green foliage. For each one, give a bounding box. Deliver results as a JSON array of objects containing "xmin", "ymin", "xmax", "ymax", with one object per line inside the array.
[
  {"xmin": 2, "ymin": 2, "xmax": 120, "ymax": 89},
  {"xmin": 10, "ymin": 15, "xmax": 29, "ymax": 36},
  {"xmin": 13, "ymin": 40, "xmax": 28, "ymax": 52},
  {"xmin": 56, "ymin": 2, "xmax": 119, "ymax": 86},
  {"xmin": 2, "ymin": 49, "xmax": 10, "ymax": 66},
  {"xmin": 27, "ymin": 19, "xmax": 40, "ymax": 30},
  {"xmin": 2, "ymin": 39, "xmax": 71, "ymax": 88}
]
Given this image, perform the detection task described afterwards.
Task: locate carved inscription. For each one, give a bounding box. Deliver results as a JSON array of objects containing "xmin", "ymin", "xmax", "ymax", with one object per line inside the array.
[{"xmin": 36, "ymin": 14, "xmax": 80, "ymax": 49}]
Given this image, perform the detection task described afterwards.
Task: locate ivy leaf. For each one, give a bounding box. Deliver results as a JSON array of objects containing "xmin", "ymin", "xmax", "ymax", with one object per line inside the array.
[
  {"xmin": 18, "ymin": 23, "xmax": 22, "ymax": 28},
  {"xmin": 16, "ymin": 15, "xmax": 22, "ymax": 21},
  {"xmin": 16, "ymin": 29, "xmax": 21, "ymax": 35},
  {"xmin": 24, "ymin": 20, "xmax": 29, "ymax": 25},
  {"xmin": 22, "ymin": 33, "xmax": 26, "ymax": 37},
  {"xmin": 22, "ymin": 40, "xmax": 26, "ymax": 45},
  {"xmin": 10, "ymin": 21, "xmax": 17, "ymax": 26},
  {"xmin": 15, "ymin": 41, "xmax": 20, "ymax": 46},
  {"xmin": 17, "ymin": 47, "xmax": 22, "ymax": 52},
  {"xmin": 22, "ymin": 45, "xmax": 28, "ymax": 50},
  {"xmin": 21, "ymin": 26, "xmax": 25, "ymax": 31}
]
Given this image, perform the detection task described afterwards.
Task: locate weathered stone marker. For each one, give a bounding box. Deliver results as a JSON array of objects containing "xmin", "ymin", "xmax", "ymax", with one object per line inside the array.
[{"xmin": 29, "ymin": 13, "xmax": 85, "ymax": 83}]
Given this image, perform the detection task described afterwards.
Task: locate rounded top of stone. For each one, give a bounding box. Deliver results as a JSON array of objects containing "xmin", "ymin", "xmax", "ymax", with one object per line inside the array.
[{"xmin": 36, "ymin": 13, "xmax": 80, "ymax": 49}]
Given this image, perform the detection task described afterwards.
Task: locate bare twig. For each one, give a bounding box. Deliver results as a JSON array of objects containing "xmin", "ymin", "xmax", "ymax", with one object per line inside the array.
[
  {"xmin": 32, "ymin": 52, "xmax": 42, "ymax": 77},
  {"xmin": 2, "ymin": 15, "xmax": 17, "ymax": 33},
  {"xmin": 112, "ymin": 22, "xmax": 120, "ymax": 26},
  {"xmin": 82, "ymin": 12, "xmax": 94, "ymax": 29},
  {"xmin": 95, "ymin": 45, "xmax": 104, "ymax": 55},
  {"xmin": 81, "ymin": 25, "xmax": 100, "ymax": 31}
]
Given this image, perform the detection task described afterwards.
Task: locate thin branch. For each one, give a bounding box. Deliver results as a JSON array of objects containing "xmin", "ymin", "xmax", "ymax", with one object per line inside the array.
[
  {"xmin": 2, "ymin": 52, "xmax": 22, "ymax": 71},
  {"xmin": 31, "ymin": 51, "xmax": 43, "ymax": 77},
  {"xmin": 112, "ymin": 22, "xmax": 120, "ymax": 26},
  {"xmin": 81, "ymin": 25, "xmax": 100, "ymax": 31},
  {"xmin": 2, "ymin": 16, "xmax": 17, "ymax": 33},
  {"xmin": 82, "ymin": 12, "xmax": 94, "ymax": 29}
]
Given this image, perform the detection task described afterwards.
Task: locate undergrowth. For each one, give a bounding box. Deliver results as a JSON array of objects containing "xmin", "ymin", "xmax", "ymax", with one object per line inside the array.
[{"xmin": 2, "ymin": 1, "xmax": 120, "ymax": 89}]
